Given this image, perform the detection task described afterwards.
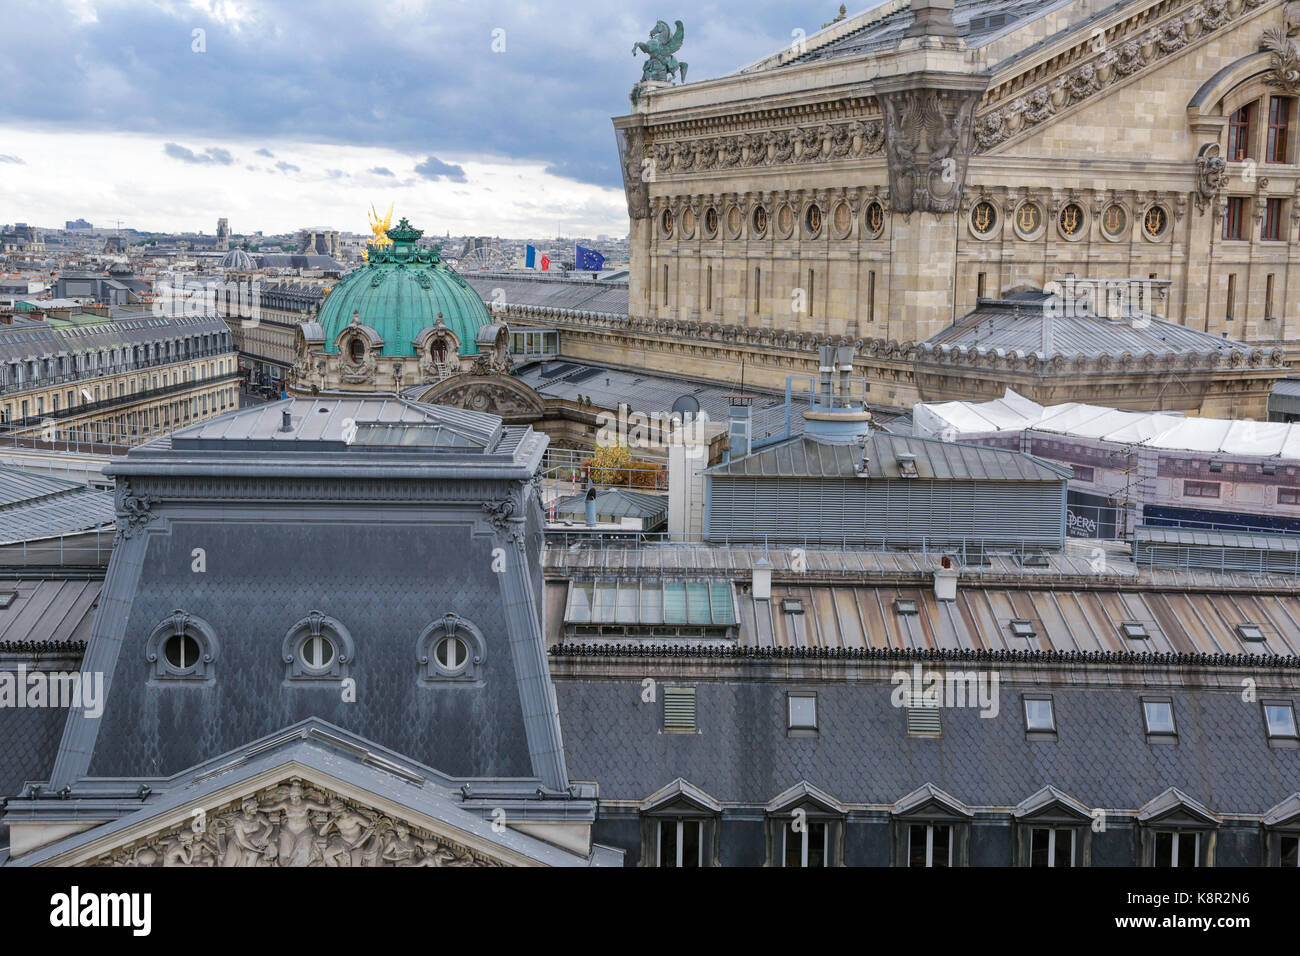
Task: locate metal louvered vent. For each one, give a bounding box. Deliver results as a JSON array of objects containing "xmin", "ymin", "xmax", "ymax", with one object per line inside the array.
[
  {"xmin": 905, "ymin": 692, "xmax": 941, "ymax": 736},
  {"xmin": 664, "ymin": 686, "xmax": 697, "ymax": 732}
]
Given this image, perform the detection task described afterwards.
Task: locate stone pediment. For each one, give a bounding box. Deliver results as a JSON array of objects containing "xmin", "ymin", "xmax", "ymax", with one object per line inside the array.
[
  {"xmin": 9, "ymin": 722, "xmax": 618, "ymax": 867},
  {"xmin": 87, "ymin": 776, "xmax": 503, "ymax": 868}
]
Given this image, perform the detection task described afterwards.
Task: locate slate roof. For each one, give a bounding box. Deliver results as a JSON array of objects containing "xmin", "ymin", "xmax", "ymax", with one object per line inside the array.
[
  {"xmin": 554, "ymin": 679, "xmax": 1300, "ymax": 813},
  {"xmin": 0, "ymin": 702, "xmax": 70, "ymax": 846},
  {"xmin": 704, "ymin": 431, "xmax": 1071, "ymax": 481}
]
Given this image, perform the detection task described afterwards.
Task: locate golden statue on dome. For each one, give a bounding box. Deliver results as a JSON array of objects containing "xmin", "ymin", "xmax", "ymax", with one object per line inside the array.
[{"xmin": 363, "ymin": 203, "xmax": 394, "ymax": 262}]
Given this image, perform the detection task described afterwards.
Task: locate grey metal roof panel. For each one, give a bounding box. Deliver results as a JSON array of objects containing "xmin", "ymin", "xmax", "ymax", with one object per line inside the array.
[
  {"xmin": 555, "ymin": 489, "xmax": 668, "ymax": 519},
  {"xmin": 704, "ymin": 431, "xmax": 1070, "ymax": 481},
  {"xmin": 168, "ymin": 396, "xmax": 505, "ymax": 451},
  {"xmin": 464, "ymin": 273, "xmax": 629, "ymax": 316},
  {"xmin": 1135, "ymin": 526, "xmax": 1300, "ymax": 552},
  {"xmin": 0, "ymin": 490, "xmax": 116, "ymax": 543},
  {"xmin": 0, "ymin": 467, "xmax": 83, "ymax": 507},
  {"xmin": 923, "ymin": 295, "xmax": 1268, "ymax": 362},
  {"xmin": 513, "ymin": 362, "xmax": 807, "ymax": 444},
  {"xmin": 0, "ymin": 578, "xmax": 101, "ymax": 645},
  {"xmin": 748, "ymin": 0, "xmax": 1070, "ymax": 71}
]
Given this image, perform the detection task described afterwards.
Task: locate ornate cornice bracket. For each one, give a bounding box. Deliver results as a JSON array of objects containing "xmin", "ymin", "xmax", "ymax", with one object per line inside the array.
[{"xmin": 876, "ymin": 76, "xmax": 988, "ymax": 216}]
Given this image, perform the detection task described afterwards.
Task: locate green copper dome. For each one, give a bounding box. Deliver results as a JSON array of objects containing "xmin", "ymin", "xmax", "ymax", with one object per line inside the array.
[{"xmin": 315, "ymin": 218, "xmax": 490, "ymax": 356}]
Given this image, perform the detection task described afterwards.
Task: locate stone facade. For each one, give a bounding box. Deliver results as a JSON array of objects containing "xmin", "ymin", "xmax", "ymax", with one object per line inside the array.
[{"xmin": 594, "ymin": 0, "xmax": 1300, "ymax": 411}]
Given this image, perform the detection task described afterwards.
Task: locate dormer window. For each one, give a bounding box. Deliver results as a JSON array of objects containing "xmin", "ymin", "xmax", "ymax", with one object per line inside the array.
[
  {"xmin": 146, "ymin": 610, "xmax": 219, "ymax": 682},
  {"xmin": 417, "ymin": 613, "xmax": 486, "ymax": 682},
  {"xmin": 282, "ymin": 611, "xmax": 353, "ymax": 682},
  {"xmin": 348, "ymin": 338, "xmax": 364, "ymax": 363}
]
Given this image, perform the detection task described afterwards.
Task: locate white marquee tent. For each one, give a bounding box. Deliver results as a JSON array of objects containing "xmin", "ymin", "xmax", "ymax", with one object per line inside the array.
[{"xmin": 913, "ymin": 390, "xmax": 1300, "ymax": 459}]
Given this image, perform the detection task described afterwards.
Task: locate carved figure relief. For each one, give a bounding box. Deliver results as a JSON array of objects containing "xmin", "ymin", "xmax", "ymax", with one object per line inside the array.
[
  {"xmin": 90, "ymin": 778, "xmax": 505, "ymax": 867},
  {"xmin": 878, "ymin": 86, "xmax": 982, "ymax": 214}
]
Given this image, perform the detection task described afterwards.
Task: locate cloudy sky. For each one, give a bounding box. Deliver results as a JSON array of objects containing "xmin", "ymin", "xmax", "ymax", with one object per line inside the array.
[{"xmin": 0, "ymin": 0, "xmax": 852, "ymax": 239}]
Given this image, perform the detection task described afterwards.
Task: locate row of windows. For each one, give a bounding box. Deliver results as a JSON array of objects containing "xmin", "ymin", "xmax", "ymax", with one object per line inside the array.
[
  {"xmin": 660, "ymin": 686, "xmax": 1299, "ymax": 745},
  {"xmin": 1184, "ymin": 480, "xmax": 1300, "ymax": 506},
  {"xmin": 0, "ymin": 333, "xmax": 231, "ymax": 387},
  {"xmin": 1, "ymin": 378, "xmax": 235, "ymax": 428},
  {"xmin": 648, "ymin": 817, "xmax": 1300, "ymax": 867},
  {"xmin": 1221, "ymin": 195, "xmax": 1298, "ymax": 242},
  {"xmin": 150, "ymin": 610, "xmax": 484, "ymax": 684}
]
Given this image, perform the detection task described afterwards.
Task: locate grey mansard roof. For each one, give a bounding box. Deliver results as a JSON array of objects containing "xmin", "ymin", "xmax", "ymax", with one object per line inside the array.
[
  {"xmin": 0, "ymin": 311, "xmax": 229, "ymax": 365},
  {"xmin": 554, "ymin": 678, "xmax": 1300, "ymax": 815}
]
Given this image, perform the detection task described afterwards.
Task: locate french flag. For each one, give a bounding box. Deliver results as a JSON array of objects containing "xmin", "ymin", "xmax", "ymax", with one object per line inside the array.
[{"xmin": 524, "ymin": 245, "xmax": 549, "ymax": 270}]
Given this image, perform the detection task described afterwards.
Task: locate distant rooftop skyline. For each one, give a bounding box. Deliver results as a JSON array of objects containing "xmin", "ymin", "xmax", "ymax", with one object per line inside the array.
[{"xmin": 0, "ymin": 0, "xmax": 846, "ymax": 235}]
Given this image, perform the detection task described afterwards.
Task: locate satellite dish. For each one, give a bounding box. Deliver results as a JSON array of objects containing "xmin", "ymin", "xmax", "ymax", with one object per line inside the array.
[{"xmin": 671, "ymin": 394, "xmax": 701, "ymax": 424}]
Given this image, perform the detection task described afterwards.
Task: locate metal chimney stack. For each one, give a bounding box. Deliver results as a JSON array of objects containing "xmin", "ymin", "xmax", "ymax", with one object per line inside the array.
[
  {"xmin": 836, "ymin": 346, "xmax": 855, "ymax": 404},
  {"xmin": 817, "ymin": 345, "xmax": 836, "ymax": 406}
]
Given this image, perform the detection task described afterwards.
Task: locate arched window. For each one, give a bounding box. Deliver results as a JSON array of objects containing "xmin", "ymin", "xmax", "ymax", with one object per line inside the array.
[{"xmin": 348, "ymin": 338, "xmax": 365, "ymax": 363}]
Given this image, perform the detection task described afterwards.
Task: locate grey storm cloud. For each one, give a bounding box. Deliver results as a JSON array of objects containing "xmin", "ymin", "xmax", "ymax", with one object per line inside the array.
[
  {"xmin": 369, "ymin": 166, "xmax": 394, "ymax": 177},
  {"xmin": 163, "ymin": 143, "xmax": 234, "ymax": 165},
  {"xmin": 414, "ymin": 155, "xmax": 466, "ymax": 182},
  {"xmin": 276, "ymin": 161, "xmax": 301, "ymax": 173},
  {"xmin": 0, "ymin": 0, "xmax": 805, "ymax": 190}
]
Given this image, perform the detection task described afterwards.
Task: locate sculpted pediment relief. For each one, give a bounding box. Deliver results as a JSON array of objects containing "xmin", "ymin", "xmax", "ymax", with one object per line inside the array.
[
  {"xmin": 85, "ymin": 777, "xmax": 506, "ymax": 867},
  {"xmin": 419, "ymin": 376, "xmax": 545, "ymax": 421}
]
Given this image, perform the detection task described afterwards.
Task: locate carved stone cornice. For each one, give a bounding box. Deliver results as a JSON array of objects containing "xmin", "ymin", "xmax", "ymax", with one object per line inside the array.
[
  {"xmin": 115, "ymin": 483, "xmax": 159, "ymax": 541},
  {"xmin": 645, "ymin": 116, "xmax": 886, "ymax": 179},
  {"xmin": 615, "ymin": 124, "xmax": 651, "ymax": 221},
  {"xmin": 976, "ymin": 0, "xmax": 1268, "ymax": 153}
]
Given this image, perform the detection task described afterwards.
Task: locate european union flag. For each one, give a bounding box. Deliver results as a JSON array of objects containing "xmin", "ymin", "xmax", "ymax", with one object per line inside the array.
[{"xmin": 575, "ymin": 245, "xmax": 605, "ymax": 272}]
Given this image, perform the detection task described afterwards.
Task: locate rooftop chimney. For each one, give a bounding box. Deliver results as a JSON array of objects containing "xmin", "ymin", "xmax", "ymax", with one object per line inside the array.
[
  {"xmin": 752, "ymin": 556, "xmax": 772, "ymax": 600},
  {"xmin": 934, "ymin": 556, "xmax": 959, "ymax": 601},
  {"xmin": 279, "ymin": 409, "xmax": 293, "ymax": 433},
  {"xmin": 904, "ymin": 0, "xmax": 960, "ymax": 38}
]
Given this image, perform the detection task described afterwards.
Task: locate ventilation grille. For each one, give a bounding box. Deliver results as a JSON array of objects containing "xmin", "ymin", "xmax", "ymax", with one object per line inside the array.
[
  {"xmin": 905, "ymin": 692, "xmax": 941, "ymax": 736},
  {"xmin": 664, "ymin": 686, "xmax": 697, "ymax": 731}
]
